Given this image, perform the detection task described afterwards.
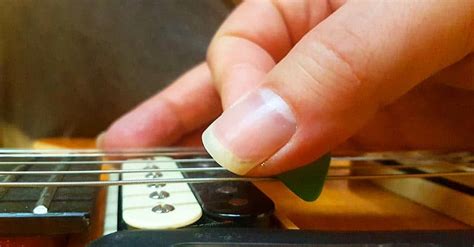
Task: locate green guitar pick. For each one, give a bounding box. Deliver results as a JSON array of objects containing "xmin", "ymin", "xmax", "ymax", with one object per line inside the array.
[{"xmin": 276, "ymin": 154, "xmax": 331, "ymax": 202}]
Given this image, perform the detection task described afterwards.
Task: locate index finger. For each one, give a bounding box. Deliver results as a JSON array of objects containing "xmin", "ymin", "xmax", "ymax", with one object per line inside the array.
[{"xmin": 207, "ymin": 0, "xmax": 343, "ymax": 108}]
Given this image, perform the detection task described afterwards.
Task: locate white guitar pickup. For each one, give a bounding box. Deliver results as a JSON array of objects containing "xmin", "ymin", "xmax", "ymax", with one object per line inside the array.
[{"xmin": 121, "ymin": 157, "xmax": 202, "ymax": 229}]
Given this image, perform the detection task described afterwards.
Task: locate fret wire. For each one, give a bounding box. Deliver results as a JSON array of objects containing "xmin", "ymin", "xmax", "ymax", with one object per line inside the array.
[
  {"xmin": 33, "ymin": 164, "xmax": 68, "ymax": 214},
  {"xmin": 0, "ymin": 164, "xmax": 31, "ymax": 198},
  {"xmin": 0, "ymin": 163, "xmax": 468, "ymax": 176},
  {"xmin": 0, "ymin": 171, "xmax": 471, "ymax": 187}
]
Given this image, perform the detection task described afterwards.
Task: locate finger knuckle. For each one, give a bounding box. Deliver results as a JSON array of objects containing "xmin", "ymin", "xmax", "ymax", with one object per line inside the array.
[{"xmin": 292, "ymin": 37, "xmax": 367, "ymax": 101}]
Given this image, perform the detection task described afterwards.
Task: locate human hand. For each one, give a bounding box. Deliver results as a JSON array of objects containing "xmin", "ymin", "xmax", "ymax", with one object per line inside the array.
[{"xmin": 99, "ymin": 0, "xmax": 474, "ymax": 176}]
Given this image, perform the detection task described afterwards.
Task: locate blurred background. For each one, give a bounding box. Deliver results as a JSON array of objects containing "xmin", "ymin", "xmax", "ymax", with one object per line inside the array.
[{"xmin": 0, "ymin": 0, "xmax": 233, "ymax": 147}]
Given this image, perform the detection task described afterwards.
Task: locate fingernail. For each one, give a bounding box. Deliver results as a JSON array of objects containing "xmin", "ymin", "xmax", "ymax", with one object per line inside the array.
[
  {"xmin": 96, "ymin": 132, "xmax": 105, "ymax": 148},
  {"xmin": 202, "ymin": 89, "xmax": 296, "ymax": 175}
]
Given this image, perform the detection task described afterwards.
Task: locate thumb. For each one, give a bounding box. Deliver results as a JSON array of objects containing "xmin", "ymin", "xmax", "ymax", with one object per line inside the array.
[{"xmin": 203, "ymin": 1, "xmax": 473, "ymax": 176}]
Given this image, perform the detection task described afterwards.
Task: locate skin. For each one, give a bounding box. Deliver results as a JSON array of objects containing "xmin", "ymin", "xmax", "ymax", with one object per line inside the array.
[{"xmin": 100, "ymin": 0, "xmax": 474, "ymax": 176}]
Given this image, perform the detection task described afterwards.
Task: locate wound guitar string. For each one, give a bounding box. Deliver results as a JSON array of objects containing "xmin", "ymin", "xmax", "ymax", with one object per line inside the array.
[{"xmin": 0, "ymin": 149, "xmax": 472, "ymax": 187}]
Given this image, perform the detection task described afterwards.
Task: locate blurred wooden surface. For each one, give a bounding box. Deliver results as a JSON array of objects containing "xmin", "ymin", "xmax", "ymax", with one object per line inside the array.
[
  {"xmin": 357, "ymin": 162, "xmax": 474, "ymax": 226},
  {"xmin": 256, "ymin": 179, "xmax": 469, "ymax": 230}
]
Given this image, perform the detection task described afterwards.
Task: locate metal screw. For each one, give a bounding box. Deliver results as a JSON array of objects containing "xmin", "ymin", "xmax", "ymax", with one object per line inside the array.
[
  {"xmin": 228, "ymin": 198, "xmax": 248, "ymax": 207},
  {"xmin": 146, "ymin": 172, "xmax": 162, "ymax": 178},
  {"xmin": 152, "ymin": 204, "xmax": 175, "ymax": 213},
  {"xmin": 149, "ymin": 191, "xmax": 170, "ymax": 199},
  {"xmin": 216, "ymin": 186, "xmax": 238, "ymax": 194},
  {"xmin": 144, "ymin": 165, "xmax": 159, "ymax": 169},
  {"xmin": 148, "ymin": 183, "xmax": 166, "ymax": 188}
]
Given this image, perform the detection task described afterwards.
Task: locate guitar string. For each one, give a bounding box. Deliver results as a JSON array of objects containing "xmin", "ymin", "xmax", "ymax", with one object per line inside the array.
[
  {"xmin": 1, "ymin": 150, "xmax": 470, "ymax": 217},
  {"xmin": 2, "ymin": 148, "xmax": 471, "ymax": 158},
  {"xmin": 0, "ymin": 171, "xmax": 472, "ymax": 187},
  {"xmin": 0, "ymin": 149, "xmax": 472, "ymax": 161},
  {"xmin": 0, "ymin": 158, "xmax": 216, "ymax": 165},
  {"xmin": 0, "ymin": 149, "xmax": 472, "ymax": 187},
  {"xmin": 0, "ymin": 151, "xmax": 206, "ymax": 158},
  {"xmin": 0, "ymin": 162, "xmax": 470, "ymax": 176},
  {"xmin": 0, "ymin": 152, "xmax": 472, "ymax": 162},
  {"xmin": 0, "ymin": 147, "xmax": 206, "ymax": 153}
]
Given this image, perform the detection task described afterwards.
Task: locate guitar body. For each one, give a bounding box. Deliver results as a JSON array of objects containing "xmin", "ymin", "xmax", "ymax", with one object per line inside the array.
[{"xmin": 0, "ymin": 138, "xmax": 471, "ymax": 246}]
